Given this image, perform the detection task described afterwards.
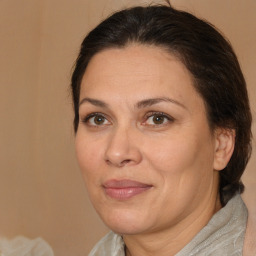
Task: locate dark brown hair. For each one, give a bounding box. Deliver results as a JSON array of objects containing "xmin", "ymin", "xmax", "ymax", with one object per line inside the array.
[{"xmin": 71, "ymin": 4, "xmax": 252, "ymax": 205}]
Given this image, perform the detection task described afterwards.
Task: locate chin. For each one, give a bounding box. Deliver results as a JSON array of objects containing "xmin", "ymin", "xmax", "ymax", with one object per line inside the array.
[
  {"xmin": 98, "ymin": 207, "xmax": 150, "ymax": 235},
  {"xmin": 108, "ymin": 224, "xmax": 148, "ymax": 236}
]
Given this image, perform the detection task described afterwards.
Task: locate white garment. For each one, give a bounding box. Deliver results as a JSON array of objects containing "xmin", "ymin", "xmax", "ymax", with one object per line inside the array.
[
  {"xmin": 0, "ymin": 236, "xmax": 54, "ymax": 256},
  {"xmin": 89, "ymin": 194, "xmax": 247, "ymax": 256}
]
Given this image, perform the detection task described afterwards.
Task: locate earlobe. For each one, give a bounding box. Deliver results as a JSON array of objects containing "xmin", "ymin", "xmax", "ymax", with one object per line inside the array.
[{"xmin": 213, "ymin": 128, "xmax": 235, "ymax": 171}]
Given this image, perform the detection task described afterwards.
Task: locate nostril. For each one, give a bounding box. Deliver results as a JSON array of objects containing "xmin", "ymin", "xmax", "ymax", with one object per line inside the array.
[
  {"xmin": 120, "ymin": 159, "xmax": 131, "ymax": 166},
  {"xmin": 105, "ymin": 159, "xmax": 131, "ymax": 167},
  {"xmin": 105, "ymin": 160, "xmax": 111, "ymax": 166}
]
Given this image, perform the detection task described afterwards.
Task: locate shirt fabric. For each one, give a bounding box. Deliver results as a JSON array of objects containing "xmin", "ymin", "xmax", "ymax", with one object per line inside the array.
[
  {"xmin": 0, "ymin": 236, "xmax": 54, "ymax": 256},
  {"xmin": 88, "ymin": 194, "xmax": 247, "ymax": 256}
]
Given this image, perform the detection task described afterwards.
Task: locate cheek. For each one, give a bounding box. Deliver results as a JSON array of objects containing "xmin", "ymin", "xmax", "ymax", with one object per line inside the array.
[
  {"xmin": 145, "ymin": 136, "xmax": 215, "ymax": 215},
  {"xmin": 144, "ymin": 131, "xmax": 215, "ymax": 188},
  {"xmin": 75, "ymin": 133, "xmax": 103, "ymax": 185},
  {"xmin": 145, "ymin": 136, "xmax": 197, "ymax": 172}
]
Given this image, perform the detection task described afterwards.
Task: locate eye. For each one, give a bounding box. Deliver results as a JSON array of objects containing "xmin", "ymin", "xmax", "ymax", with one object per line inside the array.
[
  {"xmin": 82, "ymin": 113, "xmax": 111, "ymax": 126},
  {"xmin": 144, "ymin": 112, "xmax": 174, "ymax": 126},
  {"xmin": 148, "ymin": 115, "xmax": 166, "ymax": 125}
]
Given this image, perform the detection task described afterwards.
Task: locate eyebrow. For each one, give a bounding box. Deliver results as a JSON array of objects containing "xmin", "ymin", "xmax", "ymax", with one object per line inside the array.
[
  {"xmin": 79, "ymin": 97, "xmax": 186, "ymax": 109},
  {"xmin": 136, "ymin": 97, "xmax": 186, "ymax": 109},
  {"xmin": 79, "ymin": 97, "xmax": 109, "ymax": 108}
]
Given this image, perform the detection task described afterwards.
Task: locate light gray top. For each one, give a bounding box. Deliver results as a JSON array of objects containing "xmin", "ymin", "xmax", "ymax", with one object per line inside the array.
[
  {"xmin": 0, "ymin": 236, "xmax": 54, "ymax": 256},
  {"xmin": 88, "ymin": 194, "xmax": 247, "ymax": 256}
]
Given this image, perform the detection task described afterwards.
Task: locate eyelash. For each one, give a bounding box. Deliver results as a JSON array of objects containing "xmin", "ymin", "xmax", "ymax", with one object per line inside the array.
[
  {"xmin": 81, "ymin": 111, "xmax": 174, "ymax": 127},
  {"xmin": 81, "ymin": 112, "xmax": 110, "ymax": 126},
  {"xmin": 143, "ymin": 111, "xmax": 175, "ymax": 127}
]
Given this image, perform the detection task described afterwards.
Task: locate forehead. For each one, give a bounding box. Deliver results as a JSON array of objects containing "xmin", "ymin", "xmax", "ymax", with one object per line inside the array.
[{"xmin": 80, "ymin": 44, "xmax": 203, "ymax": 109}]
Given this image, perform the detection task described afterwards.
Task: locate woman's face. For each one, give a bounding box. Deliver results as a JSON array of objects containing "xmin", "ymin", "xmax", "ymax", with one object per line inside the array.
[{"xmin": 75, "ymin": 45, "xmax": 220, "ymax": 235}]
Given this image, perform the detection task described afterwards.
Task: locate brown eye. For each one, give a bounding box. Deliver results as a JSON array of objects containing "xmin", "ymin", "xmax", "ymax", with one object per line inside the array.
[
  {"xmin": 93, "ymin": 115, "xmax": 106, "ymax": 125},
  {"xmin": 84, "ymin": 113, "xmax": 111, "ymax": 126},
  {"xmin": 144, "ymin": 112, "xmax": 174, "ymax": 126},
  {"xmin": 152, "ymin": 115, "xmax": 165, "ymax": 124}
]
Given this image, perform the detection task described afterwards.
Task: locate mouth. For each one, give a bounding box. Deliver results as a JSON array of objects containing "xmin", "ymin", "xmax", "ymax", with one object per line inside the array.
[{"xmin": 102, "ymin": 179, "xmax": 153, "ymax": 200}]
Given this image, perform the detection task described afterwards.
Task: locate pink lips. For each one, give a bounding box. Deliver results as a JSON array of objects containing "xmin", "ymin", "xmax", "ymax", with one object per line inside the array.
[{"xmin": 103, "ymin": 179, "xmax": 152, "ymax": 200}]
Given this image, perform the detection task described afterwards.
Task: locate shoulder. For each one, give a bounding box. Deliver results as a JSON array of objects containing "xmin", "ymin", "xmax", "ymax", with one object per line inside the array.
[
  {"xmin": 177, "ymin": 194, "xmax": 248, "ymax": 256},
  {"xmin": 0, "ymin": 236, "xmax": 54, "ymax": 256},
  {"xmin": 88, "ymin": 232, "xmax": 125, "ymax": 256}
]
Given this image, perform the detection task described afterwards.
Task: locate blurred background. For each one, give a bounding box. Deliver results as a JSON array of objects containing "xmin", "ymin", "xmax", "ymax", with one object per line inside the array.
[{"xmin": 0, "ymin": 0, "xmax": 255, "ymax": 255}]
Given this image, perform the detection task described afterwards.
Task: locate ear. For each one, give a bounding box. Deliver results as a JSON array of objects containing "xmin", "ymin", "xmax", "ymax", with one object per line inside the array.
[{"xmin": 213, "ymin": 128, "xmax": 235, "ymax": 171}]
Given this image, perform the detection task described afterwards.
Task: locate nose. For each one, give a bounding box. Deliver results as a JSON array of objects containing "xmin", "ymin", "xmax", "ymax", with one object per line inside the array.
[{"xmin": 104, "ymin": 126, "xmax": 142, "ymax": 167}]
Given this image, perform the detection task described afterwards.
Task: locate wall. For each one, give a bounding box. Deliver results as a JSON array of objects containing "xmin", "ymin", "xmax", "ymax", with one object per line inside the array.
[
  {"xmin": 0, "ymin": 0, "xmax": 255, "ymax": 255},
  {"xmin": 0, "ymin": 0, "xmax": 42, "ymax": 238}
]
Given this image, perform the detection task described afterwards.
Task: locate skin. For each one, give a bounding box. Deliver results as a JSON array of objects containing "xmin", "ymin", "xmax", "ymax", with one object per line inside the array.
[{"xmin": 75, "ymin": 44, "xmax": 235, "ymax": 256}]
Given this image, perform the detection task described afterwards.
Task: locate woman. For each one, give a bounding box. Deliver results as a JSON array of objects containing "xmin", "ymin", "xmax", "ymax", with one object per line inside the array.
[{"xmin": 71, "ymin": 3, "xmax": 252, "ymax": 255}]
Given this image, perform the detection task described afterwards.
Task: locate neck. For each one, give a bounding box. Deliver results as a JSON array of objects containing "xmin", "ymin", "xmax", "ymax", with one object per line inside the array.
[{"xmin": 124, "ymin": 193, "xmax": 221, "ymax": 256}]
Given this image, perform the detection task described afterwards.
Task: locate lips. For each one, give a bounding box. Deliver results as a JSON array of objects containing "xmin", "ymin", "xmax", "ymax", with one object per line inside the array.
[{"xmin": 103, "ymin": 179, "xmax": 152, "ymax": 200}]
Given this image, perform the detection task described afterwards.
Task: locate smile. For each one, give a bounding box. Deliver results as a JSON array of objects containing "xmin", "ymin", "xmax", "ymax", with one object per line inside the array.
[{"xmin": 103, "ymin": 179, "xmax": 153, "ymax": 200}]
